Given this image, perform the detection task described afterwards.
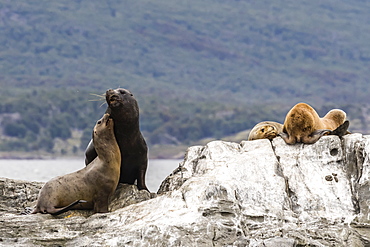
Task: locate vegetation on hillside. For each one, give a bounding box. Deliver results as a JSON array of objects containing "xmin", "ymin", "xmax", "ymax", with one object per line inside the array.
[
  {"xmin": 0, "ymin": 89, "xmax": 286, "ymax": 152},
  {"xmin": 0, "ymin": 90, "xmax": 104, "ymax": 153},
  {"xmin": 0, "ymin": 88, "xmax": 368, "ymax": 156},
  {"xmin": 0, "ymin": 0, "xmax": 370, "ymax": 156}
]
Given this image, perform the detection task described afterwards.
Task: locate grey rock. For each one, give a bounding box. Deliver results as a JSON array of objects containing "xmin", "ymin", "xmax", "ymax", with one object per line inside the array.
[
  {"xmin": 109, "ymin": 183, "xmax": 155, "ymax": 212},
  {"xmin": 0, "ymin": 178, "xmax": 42, "ymax": 213},
  {"xmin": 1, "ymin": 134, "xmax": 370, "ymax": 246}
]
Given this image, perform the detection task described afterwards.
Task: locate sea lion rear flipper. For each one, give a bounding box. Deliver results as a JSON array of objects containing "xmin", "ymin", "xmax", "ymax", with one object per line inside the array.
[
  {"xmin": 50, "ymin": 200, "xmax": 87, "ymax": 216},
  {"xmin": 330, "ymin": 120, "xmax": 350, "ymax": 137}
]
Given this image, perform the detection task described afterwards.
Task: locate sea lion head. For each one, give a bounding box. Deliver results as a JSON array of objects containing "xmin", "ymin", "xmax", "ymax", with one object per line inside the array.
[
  {"xmin": 290, "ymin": 118, "xmax": 314, "ymax": 142},
  {"xmin": 105, "ymin": 88, "xmax": 139, "ymax": 122},
  {"xmin": 284, "ymin": 104, "xmax": 316, "ymax": 143},
  {"xmin": 254, "ymin": 125, "xmax": 278, "ymax": 140},
  {"xmin": 93, "ymin": 113, "xmax": 115, "ymax": 144},
  {"xmin": 248, "ymin": 121, "xmax": 284, "ymax": 141}
]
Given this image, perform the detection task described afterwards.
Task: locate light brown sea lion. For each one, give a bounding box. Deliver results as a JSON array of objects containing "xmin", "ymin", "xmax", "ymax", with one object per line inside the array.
[
  {"xmin": 32, "ymin": 113, "xmax": 121, "ymax": 215},
  {"xmin": 248, "ymin": 121, "xmax": 284, "ymax": 141},
  {"xmin": 85, "ymin": 88, "xmax": 149, "ymax": 191},
  {"xmin": 280, "ymin": 102, "xmax": 349, "ymax": 145}
]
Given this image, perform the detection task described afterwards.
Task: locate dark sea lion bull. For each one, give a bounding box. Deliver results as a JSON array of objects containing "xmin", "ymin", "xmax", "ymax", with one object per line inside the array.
[
  {"xmin": 280, "ymin": 102, "xmax": 349, "ymax": 145},
  {"xmin": 32, "ymin": 113, "xmax": 121, "ymax": 215},
  {"xmin": 85, "ymin": 88, "xmax": 149, "ymax": 191}
]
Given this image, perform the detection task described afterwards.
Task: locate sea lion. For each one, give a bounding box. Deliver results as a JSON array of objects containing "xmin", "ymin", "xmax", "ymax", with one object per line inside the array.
[
  {"xmin": 280, "ymin": 102, "xmax": 349, "ymax": 145},
  {"xmin": 32, "ymin": 113, "xmax": 121, "ymax": 215},
  {"xmin": 85, "ymin": 88, "xmax": 149, "ymax": 191},
  {"xmin": 248, "ymin": 121, "xmax": 284, "ymax": 141}
]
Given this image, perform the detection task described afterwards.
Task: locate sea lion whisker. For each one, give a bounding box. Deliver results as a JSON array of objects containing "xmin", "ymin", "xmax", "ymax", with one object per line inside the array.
[
  {"xmin": 88, "ymin": 93, "xmax": 106, "ymax": 102},
  {"xmin": 98, "ymin": 101, "xmax": 107, "ymax": 108},
  {"xmin": 90, "ymin": 93, "xmax": 105, "ymax": 98}
]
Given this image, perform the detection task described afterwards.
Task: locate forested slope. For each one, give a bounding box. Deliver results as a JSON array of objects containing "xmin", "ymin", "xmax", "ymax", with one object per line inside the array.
[{"xmin": 1, "ymin": 0, "xmax": 370, "ymax": 156}]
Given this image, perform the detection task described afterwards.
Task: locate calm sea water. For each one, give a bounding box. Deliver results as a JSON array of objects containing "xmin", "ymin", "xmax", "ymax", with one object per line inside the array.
[{"xmin": 0, "ymin": 159, "xmax": 181, "ymax": 192}]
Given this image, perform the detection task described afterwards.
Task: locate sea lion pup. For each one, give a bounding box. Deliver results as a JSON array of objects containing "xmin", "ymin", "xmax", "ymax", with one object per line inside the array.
[
  {"xmin": 32, "ymin": 113, "xmax": 121, "ymax": 215},
  {"xmin": 248, "ymin": 121, "xmax": 284, "ymax": 141},
  {"xmin": 280, "ymin": 102, "xmax": 349, "ymax": 145},
  {"xmin": 85, "ymin": 88, "xmax": 149, "ymax": 191}
]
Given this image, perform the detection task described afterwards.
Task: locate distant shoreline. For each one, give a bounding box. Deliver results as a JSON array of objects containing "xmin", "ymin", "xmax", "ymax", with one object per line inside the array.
[{"xmin": 0, "ymin": 146, "xmax": 187, "ymax": 160}]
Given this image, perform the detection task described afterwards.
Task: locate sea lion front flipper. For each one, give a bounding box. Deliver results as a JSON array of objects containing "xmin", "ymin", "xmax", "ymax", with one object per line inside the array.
[
  {"xmin": 84, "ymin": 139, "xmax": 98, "ymax": 166},
  {"xmin": 93, "ymin": 198, "xmax": 110, "ymax": 213},
  {"xmin": 279, "ymin": 132, "xmax": 296, "ymax": 145},
  {"xmin": 137, "ymin": 168, "xmax": 149, "ymax": 192},
  {"xmin": 330, "ymin": 120, "xmax": 350, "ymax": 137},
  {"xmin": 304, "ymin": 129, "xmax": 332, "ymax": 144}
]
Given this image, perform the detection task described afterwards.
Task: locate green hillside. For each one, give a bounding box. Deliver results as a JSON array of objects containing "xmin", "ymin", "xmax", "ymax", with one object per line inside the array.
[{"xmin": 1, "ymin": 0, "xmax": 370, "ymax": 157}]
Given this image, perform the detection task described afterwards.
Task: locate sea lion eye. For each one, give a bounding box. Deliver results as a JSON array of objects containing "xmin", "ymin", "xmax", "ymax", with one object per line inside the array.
[{"xmin": 97, "ymin": 120, "xmax": 102, "ymax": 124}]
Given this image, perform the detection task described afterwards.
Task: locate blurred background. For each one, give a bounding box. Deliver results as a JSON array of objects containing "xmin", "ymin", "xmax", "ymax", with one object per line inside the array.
[{"xmin": 1, "ymin": 0, "xmax": 370, "ymax": 160}]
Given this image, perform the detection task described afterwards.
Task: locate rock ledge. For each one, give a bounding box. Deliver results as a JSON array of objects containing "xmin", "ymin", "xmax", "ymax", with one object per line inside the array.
[{"xmin": 1, "ymin": 134, "xmax": 370, "ymax": 246}]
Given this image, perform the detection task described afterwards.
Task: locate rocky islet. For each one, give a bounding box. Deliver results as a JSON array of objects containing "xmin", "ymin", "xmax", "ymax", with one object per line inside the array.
[{"xmin": 1, "ymin": 134, "xmax": 370, "ymax": 246}]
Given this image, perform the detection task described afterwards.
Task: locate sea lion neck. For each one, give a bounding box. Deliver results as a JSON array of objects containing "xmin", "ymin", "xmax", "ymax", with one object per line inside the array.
[
  {"xmin": 93, "ymin": 117, "xmax": 119, "ymax": 161},
  {"xmin": 108, "ymin": 107, "xmax": 138, "ymax": 122},
  {"xmin": 113, "ymin": 120, "xmax": 141, "ymax": 141}
]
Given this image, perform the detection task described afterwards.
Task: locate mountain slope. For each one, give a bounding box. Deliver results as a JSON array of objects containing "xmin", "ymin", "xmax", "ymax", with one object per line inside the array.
[
  {"xmin": 1, "ymin": 0, "xmax": 370, "ymax": 102},
  {"xmin": 0, "ymin": 0, "xmax": 370, "ymax": 155}
]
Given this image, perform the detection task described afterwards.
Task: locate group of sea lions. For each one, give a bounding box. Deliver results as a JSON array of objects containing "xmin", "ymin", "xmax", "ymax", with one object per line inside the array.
[
  {"xmin": 29, "ymin": 93, "xmax": 349, "ymax": 215},
  {"xmin": 248, "ymin": 102, "xmax": 350, "ymax": 144},
  {"xmin": 31, "ymin": 88, "xmax": 148, "ymax": 215}
]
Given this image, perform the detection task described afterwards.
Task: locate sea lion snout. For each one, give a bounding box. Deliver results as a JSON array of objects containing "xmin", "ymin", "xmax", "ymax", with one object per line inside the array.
[
  {"xmin": 105, "ymin": 88, "xmax": 131, "ymax": 108},
  {"xmin": 95, "ymin": 114, "xmax": 113, "ymax": 132},
  {"xmin": 106, "ymin": 91, "xmax": 120, "ymax": 107},
  {"xmin": 97, "ymin": 113, "xmax": 110, "ymax": 123}
]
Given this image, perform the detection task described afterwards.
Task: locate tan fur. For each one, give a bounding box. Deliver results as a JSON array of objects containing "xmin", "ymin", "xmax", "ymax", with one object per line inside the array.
[
  {"xmin": 248, "ymin": 121, "xmax": 284, "ymax": 141},
  {"xmin": 321, "ymin": 109, "xmax": 347, "ymax": 129},
  {"xmin": 32, "ymin": 113, "xmax": 121, "ymax": 214},
  {"xmin": 281, "ymin": 103, "xmax": 347, "ymax": 144}
]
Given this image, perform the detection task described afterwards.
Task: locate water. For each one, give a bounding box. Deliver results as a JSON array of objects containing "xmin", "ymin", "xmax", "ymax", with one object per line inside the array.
[{"xmin": 0, "ymin": 159, "xmax": 181, "ymax": 192}]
